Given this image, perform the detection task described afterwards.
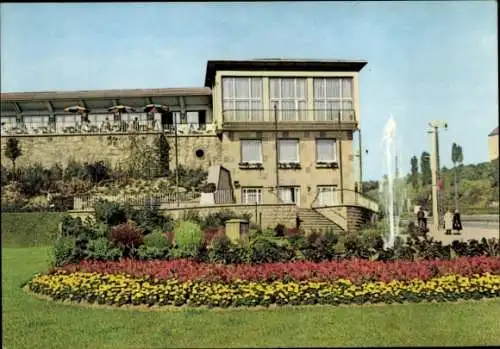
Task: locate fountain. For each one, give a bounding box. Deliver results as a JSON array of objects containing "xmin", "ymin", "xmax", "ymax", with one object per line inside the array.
[{"xmin": 380, "ymin": 116, "xmax": 407, "ymax": 249}]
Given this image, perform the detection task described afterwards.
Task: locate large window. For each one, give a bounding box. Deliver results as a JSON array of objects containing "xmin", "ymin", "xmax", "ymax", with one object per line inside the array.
[
  {"xmin": 316, "ymin": 138, "xmax": 337, "ymax": 163},
  {"xmin": 240, "ymin": 139, "xmax": 262, "ymax": 164},
  {"xmin": 316, "ymin": 186, "xmax": 338, "ymax": 206},
  {"xmin": 222, "ymin": 77, "xmax": 263, "ymax": 122},
  {"xmin": 270, "ymin": 78, "xmax": 307, "ymax": 121},
  {"xmin": 278, "ymin": 186, "xmax": 300, "ymax": 206},
  {"xmin": 57, "ymin": 115, "xmax": 78, "ymax": 132},
  {"xmin": 278, "ymin": 139, "xmax": 299, "ymax": 164},
  {"xmin": 241, "ymin": 187, "xmax": 263, "ymax": 204},
  {"xmin": 313, "ymin": 78, "xmax": 353, "ymax": 121}
]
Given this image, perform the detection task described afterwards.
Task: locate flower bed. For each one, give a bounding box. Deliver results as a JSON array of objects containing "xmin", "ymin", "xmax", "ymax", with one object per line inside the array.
[
  {"xmin": 58, "ymin": 256, "xmax": 500, "ymax": 284},
  {"xmin": 28, "ymin": 272, "xmax": 500, "ymax": 308}
]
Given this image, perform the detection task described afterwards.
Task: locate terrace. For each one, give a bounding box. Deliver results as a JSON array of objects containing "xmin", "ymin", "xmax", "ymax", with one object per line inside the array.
[{"xmin": 0, "ymin": 87, "xmax": 215, "ymax": 136}]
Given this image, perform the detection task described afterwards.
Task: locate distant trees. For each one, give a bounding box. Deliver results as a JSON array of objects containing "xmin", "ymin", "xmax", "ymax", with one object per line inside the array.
[
  {"xmin": 451, "ymin": 143, "xmax": 464, "ymax": 209},
  {"xmin": 4, "ymin": 137, "xmax": 22, "ymax": 173},
  {"xmin": 420, "ymin": 151, "xmax": 432, "ymax": 185},
  {"xmin": 409, "ymin": 156, "xmax": 419, "ymax": 188}
]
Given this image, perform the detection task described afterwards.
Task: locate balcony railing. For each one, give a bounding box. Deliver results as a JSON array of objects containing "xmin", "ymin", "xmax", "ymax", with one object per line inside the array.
[
  {"xmin": 0, "ymin": 118, "xmax": 216, "ymax": 136},
  {"xmin": 311, "ymin": 189, "xmax": 380, "ymax": 213},
  {"xmin": 222, "ymin": 109, "xmax": 356, "ymax": 123}
]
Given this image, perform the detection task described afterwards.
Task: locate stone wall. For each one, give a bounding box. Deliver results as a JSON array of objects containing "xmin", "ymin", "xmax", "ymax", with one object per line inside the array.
[
  {"xmin": 0, "ymin": 133, "xmax": 222, "ymax": 170},
  {"xmin": 69, "ymin": 203, "xmax": 297, "ymax": 229}
]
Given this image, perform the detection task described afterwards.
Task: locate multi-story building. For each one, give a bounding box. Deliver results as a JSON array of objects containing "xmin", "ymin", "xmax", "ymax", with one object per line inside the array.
[{"xmin": 1, "ymin": 59, "xmax": 378, "ymax": 231}]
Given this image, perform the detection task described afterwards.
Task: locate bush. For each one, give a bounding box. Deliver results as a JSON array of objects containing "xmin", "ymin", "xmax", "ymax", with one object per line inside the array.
[
  {"xmin": 315, "ymin": 230, "xmax": 340, "ymax": 261},
  {"xmin": 173, "ymin": 220, "xmax": 204, "ymax": 259},
  {"xmin": 182, "ymin": 210, "xmax": 203, "ymax": 225},
  {"xmin": 202, "ymin": 209, "xmax": 238, "ymax": 229},
  {"xmin": 85, "ymin": 161, "xmax": 110, "ymax": 183},
  {"xmin": 86, "ymin": 237, "xmax": 122, "ymax": 261},
  {"xmin": 203, "ymin": 227, "xmax": 223, "ymax": 246},
  {"xmin": 126, "ymin": 206, "xmax": 174, "ymax": 234},
  {"xmin": 109, "ymin": 223, "xmax": 144, "ymax": 257},
  {"xmin": 94, "ymin": 200, "xmax": 127, "ymax": 226},
  {"xmin": 208, "ymin": 234, "xmax": 233, "ymax": 264},
  {"xmin": 60, "ymin": 215, "xmax": 97, "ymax": 240},
  {"xmin": 144, "ymin": 229, "xmax": 172, "ymax": 249},
  {"xmin": 247, "ymin": 236, "xmax": 294, "ymax": 264},
  {"xmin": 168, "ymin": 165, "xmax": 208, "ymax": 191},
  {"xmin": 52, "ymin": 236, "xmax": 76, "ymax": 267},
  {"xmin": 137, "ymin": 246, "xmax": 169, "ymax": 260},
  {"xmin": 64, "ymin": 159, "xmax": 87, "ymax": 181},
  {"xmin": 274, "ymin": 224, "xmax": 286, "ymax": 237}
]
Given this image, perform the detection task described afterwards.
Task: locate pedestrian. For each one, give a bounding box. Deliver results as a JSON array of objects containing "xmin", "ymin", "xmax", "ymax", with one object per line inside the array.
[
  {"xmin": 453, "ymin": 209, "xmax": 463, "ymax": 235},
  {"xmin": 423, "ymin": 207, "xmax": 429, "ymax": 232},
  {"xmin": 443, "ymin": 208, "xmax": 453, "ymax": 235},
  {"xmin": 417, "ymin": 206, "xmax": 425, "ymax": 233}
]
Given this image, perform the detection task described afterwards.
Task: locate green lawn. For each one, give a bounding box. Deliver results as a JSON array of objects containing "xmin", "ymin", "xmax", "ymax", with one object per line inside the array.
[
  {"xmin": 2, "ymin": 246, "xmax": 500, "ymax": 348},
  {"xmin": 1, "ymin": 212, "xmax": 64, "ymax": 247}
]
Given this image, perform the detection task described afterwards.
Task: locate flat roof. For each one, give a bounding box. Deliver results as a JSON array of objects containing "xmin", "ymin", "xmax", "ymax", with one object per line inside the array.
[
  {"xmin": 1, "ymin": 87, "xmax": 211, "ymax": 102},
  {"xmin": 204, "ymin": 59, "xmax": 368, "ymax": 86}
]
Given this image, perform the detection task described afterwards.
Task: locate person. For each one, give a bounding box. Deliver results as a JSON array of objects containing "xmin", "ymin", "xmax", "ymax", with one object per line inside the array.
[
  {"xmin": 417, "ymin": 206, "xmax": 425, "ymax": 232},
  {"xmin": 453, "ymin": 209, "xmax": 463, "ymax": 235},
  {"xmin": 443, "ymin": 208, "xmax": 454, "ymax": 235},
  {"xmin": 423, "ymin": 207, "xmax": 428, "ymax": 232}
]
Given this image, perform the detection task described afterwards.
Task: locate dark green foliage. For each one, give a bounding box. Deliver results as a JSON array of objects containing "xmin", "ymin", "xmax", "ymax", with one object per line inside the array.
[
  {"xmin": 202, "ymin": 209, "xmax": 241, "ymax": 229},
  {"xmin": 1, "ymin": 165, "xmax": 9, "ymax": 186},
  {"xmin": 208, "ymin": 233, "xmax": 241, "ymax": 264},
  {"xmin": 168, "ymin": 165, "xmax": 207, "ymax": 190},
  {"xmin": 125, "ymin": 205, "xmax": 174, "ymax": 234},
  {"xmin": 60, "ymin": 215, "xmax": 96, "ymax": 239},
  {"xmin": 409, "ymin": 156, "xmax": 419, "ymax": 188},
  {"xmin": 274, "ymin": 224, "xmax": 286, "ymax": 237},
  {"xmin": 138, "ymin": 246, "xmax": 168, "ymax": 260},
  {"xmin": 85, "ymin": 161, "xmax": 110, "ymax": 183},
  {"xmin": 247, "ymin": 236, "xmax": 294, "ymax": 264},
  {"xmin": 94, "ymin": 200, "xmax": 127, "ymax": 226},
  {"xmin": 315, "ymin": 230, "xmax": 340, "ymax": 261},
  {"xmin": 4, "ymin": 137, "xmax": 22, "ymax": 171},
  {"xmin": 182, "ymin": 210, "xmax": 203, "ymax": 225},
  {"xmin": 138, "ymin": 228, "xmax": 172, "ymax": 261},
  {"xmin": 52, "ymin": 236, "xmax": 76, "ymax": 267},
  {"xmin": 16, "ymin": 163, "xmax": 59, "ymax": 197},
  {"xmin": 420, "ymin": 151, "xmax": 432, "ymax": 185},
  {"xmin": 86, "ymin": 237, "xmax": 122, "ymax": 261}
]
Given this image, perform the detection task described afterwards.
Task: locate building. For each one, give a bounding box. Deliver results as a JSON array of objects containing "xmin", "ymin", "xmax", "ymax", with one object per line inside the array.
[
  {"xmin": 0, "ymin": 59, "xmax": 378, "ymax": 231},
  {"xmin": 488, "ymin": 127, "xmax": 498, "ymax": 161}
]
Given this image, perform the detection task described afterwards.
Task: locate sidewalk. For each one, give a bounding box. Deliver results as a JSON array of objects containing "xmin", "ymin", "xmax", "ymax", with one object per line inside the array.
[{"xmin": 428, "ymin": 223, "xmax": 499, "ymax": 244}]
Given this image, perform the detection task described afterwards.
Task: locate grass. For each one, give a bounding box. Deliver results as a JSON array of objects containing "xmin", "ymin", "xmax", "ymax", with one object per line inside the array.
[
  {"xmin": 2, "ymin": 246, "xmax": 500, "ymax": 349},
  {"xmin": 1, "ymin": 212, "xmax": 64, "ymax": 247}
]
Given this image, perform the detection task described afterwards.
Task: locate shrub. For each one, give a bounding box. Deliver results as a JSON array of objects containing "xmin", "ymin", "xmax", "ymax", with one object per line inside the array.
[
  {"xmin": 209, "ymin": 234, "xmax": 234, "ymax": 264},
  {"xmin": 202, "ymin": 209, "xmax": 239, "ymax": 229},
  {"xmin": 274, "ymin": 224, "xmax": 286, "ymax": 237},
  {"xmin": 247, "ymin": 236, "xmax": 293, "ymax": 264},
  {"xmin": 60, "ymin": 215, "xmax": 97, "ymax": 240},
  {"xmin": 128, "ymin": 206, "xmax": 174, "ymax": 235},
  {"xmin": 182, "ymin": 210, "xmax": 203, "ymax": 225},
  {"xmin": 52, "ymin": 236, "xmax": 76, "ymax": 267},
  {"xmin": 168, "ymin": 165, "xmax": 208, "ymax": 190},
  {"xmin": 87, "ymin": 237, "xmax": 122, "ymax": 261},
  {"xmin": 85, "ymin": 161, "xmax": 110, "ymax": 183},
  {"xmin": 64, "ymin": 159, "xmax": 87, "ymax": 181},
  {"xmin": 173, "ymin": 220, "xmax": 204, "ymax": 259},
  {"xmin": 144, "ymin": 229, "xmax": 172, "ymax": 250},
  {"xmin": 315, "ymin": 230, "xmax": 340, "ymax": 261},
  {"xmin": 203, "ymin": 227, "xmax": 223, "ymax": 246},
  {"xmin": 109, "ymin": 223, "xmax": 144, "ymax": 257},
  {"xmin": 94, "ymin": 200, "xmax": 127, "ymax": 226}
]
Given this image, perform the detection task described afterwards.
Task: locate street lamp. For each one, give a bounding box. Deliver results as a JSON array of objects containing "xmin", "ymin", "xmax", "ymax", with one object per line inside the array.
[{"xmin": 428, "ymin": 120, "xmax": 448, "ymax": 230}]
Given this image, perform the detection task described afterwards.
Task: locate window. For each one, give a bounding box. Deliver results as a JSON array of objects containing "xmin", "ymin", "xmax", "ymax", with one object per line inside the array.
[
  {"xmin": 316, "ymin": 186, "xmax": 338, "ymax": 206},
  {"xmin": 313, "ymin": 78, "xmax": 353, "ymax": 121},
  {"xmin": 24, "ymin": 116, "xmax": 49, "ymax": 130},
  {"xmin": 1, "ymin": 116, "xmax": 16, "ymax": 132},
  {"xmin": 316, "ymin": 138, "xmax": 337, "ymax": 163},
  {"xmin": 270, "ymin": 78, "xmax": 307, "ymax": 121},
  {"xmin": 241, "ymin": 139, "xmax": 262, "ymax": 164},
  {"xmin": 57, "ymin": 115, "xmax": 77, "ymax": 131},
  {"xmin": 278, "ymin": 139, "xmax": 299, "ymax": 163},
  {"xmin": 242, "ymin": 187, "xmax": 263, "ymax": 204},
  {"xmin": 222, "ymin": 77, "xmax": 263, "ymax": 121},
  {"xmin": 278, "ymin": 186, "xmax": 300, "ymax": 206}
]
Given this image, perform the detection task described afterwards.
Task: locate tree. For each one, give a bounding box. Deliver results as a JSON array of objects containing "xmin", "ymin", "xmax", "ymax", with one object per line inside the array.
[
  {"xmin": 452, "ymin": 143, "xmax": 464, "ymax": 209},
  {"xmin": 4, "ymin": 137, "xmax": 22, "ymax": 173},
  {"xmin": 420, "ymin": 151, "xmax": 431, "ymax": 185},
  {"xmin": 409, "ymin": 156, "xmax": 419, "ymax": 188},
  {"xmin": 156, "ymin": 133, "xmax": 170, "ymax": 176}
]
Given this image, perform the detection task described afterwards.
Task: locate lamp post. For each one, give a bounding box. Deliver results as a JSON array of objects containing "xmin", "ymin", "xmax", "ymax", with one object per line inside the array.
[{"xmin": 428, "ymin": 120, "xmax": 447, "ymax": 229}]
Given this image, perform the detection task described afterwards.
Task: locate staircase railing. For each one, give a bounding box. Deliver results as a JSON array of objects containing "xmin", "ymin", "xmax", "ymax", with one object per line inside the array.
[{"xmin": 311, "ymin": 188, "xmax": 379, "ymax": 213}]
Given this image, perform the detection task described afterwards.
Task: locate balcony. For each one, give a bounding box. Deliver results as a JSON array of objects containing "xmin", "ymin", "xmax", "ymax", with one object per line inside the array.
[{"xmin": 222, "ymin": 109, "xmax": 357, "ymax": 131}]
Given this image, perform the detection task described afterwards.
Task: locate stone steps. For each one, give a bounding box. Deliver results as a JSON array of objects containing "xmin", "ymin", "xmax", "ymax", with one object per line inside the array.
[{"xmin": 298, "ymin": 208, "xmax": 345, "ymax": 234}]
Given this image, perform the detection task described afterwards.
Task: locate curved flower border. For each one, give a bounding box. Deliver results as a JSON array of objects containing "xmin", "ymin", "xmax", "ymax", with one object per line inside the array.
[{"xmin": 28, "ymin": 272, "xmax": 500, "ymax": 308}]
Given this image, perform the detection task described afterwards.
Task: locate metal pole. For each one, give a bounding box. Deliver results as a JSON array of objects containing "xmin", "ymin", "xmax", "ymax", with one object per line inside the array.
[
  {"xmin": 431, "ymin": 127, "xmax": 439, "ymax": 229},
  {"xmin": 274, "ymin": 105, "xmax": 280, "ymax": 204},
  {"xmin": 175, "ymin": 112, "xmax": 180, "ymax": 207},
  {"xmin": 358, "ymin": 128, "xmax": 363, "ymax": 193},
  {"xmin": 338, "ymin": 111, "xmax": 344, "ymax": 204}
]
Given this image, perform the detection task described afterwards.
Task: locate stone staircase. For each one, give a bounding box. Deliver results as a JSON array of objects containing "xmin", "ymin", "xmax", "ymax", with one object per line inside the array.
[{"xmin": 298, "ymin": 208, "xmax": 345, "ymax": 234}]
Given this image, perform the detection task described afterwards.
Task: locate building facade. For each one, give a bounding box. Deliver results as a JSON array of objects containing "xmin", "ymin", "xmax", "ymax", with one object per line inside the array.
[{"xmin": 1, "ymin": 59, "xmax": 376, "ymax": 226}]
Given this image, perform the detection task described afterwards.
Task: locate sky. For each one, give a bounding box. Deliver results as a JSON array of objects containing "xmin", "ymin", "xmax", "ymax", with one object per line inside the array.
[{"xmin": 1, "ymin": 1, "xmax": 498, "ymax": 181}]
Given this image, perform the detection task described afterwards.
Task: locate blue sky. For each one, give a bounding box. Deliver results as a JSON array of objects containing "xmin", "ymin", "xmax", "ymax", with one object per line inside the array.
[{"xmin": 1, "ymin": 2, "xmax": 497, "ymax": 181}]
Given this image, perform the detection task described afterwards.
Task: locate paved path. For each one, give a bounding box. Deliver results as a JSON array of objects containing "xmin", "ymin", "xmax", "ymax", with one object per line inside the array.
[{"xmin": 427, "ymin": 223, "xmax": 499, "ymax": 244}]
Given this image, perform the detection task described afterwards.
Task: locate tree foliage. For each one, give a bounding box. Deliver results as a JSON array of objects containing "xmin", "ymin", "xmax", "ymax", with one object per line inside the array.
[
  {"xmin": 4, "ymin": 138, "xmax": 22, "ymax": 171},
  {"xmin": 420, "ymin": 151, "xmax": 431, "ymax": 185},
  {"xmin": 409, "ymin": 156, "xmax": 419, "ymax": 188}
]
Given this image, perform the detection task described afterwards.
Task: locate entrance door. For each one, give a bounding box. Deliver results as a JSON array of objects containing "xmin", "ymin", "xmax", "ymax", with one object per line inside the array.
[{"xmin": 279, "ymin": 186, "xmax": 300, "ymax": 207}]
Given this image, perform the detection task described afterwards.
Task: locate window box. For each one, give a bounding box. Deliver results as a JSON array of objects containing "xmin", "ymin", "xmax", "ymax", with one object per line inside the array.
[
  {"xmin": 278, "ymin": 162, "xmax": 301, "ymax": 169},
  {"xmin": 316, "ymin": 161, "xmax": 339, "ymax": 169},
  {"xmin": 239, "ymin": 162, "xmax": 263, "ymax": 170}
]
